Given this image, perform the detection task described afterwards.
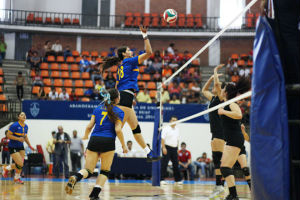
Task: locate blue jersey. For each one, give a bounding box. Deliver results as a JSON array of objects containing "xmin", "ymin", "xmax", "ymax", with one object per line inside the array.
[
  {"xmin": 117, "ymin": 56, "xmax": 140, "ymax": 91},
  {"xmin": 91, "ymin": 104, "xmax": 125, "ymax": 138},
  {"xmin": 8, "ymin": 122, "xmax": 28, "ymax": 148}
]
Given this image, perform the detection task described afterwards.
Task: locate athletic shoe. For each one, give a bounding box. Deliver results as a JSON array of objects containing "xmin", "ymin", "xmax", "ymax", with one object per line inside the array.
[
  {"xmin": 175, "ymin": 180, "xmax": 183, "ymax": 185},
  {"xmin": 89, "ymin": 197, "xmax": 100, "ymax": 200},
  {"xmin": 65, "ymin": 176, "xmax": 77, "ymax": 195},
  {"xmin": 2, "ymin": 166, "xmax": 9, "ymax": 178},
  {"xmin": 160, "ymin": 180, "xmax": 167, "ymax": 185},
  {"xmin": 146, "ymin": 150, "xmax": 161, "ymax": 162},
  {"xmin": 224, "ymin": 195, "xmax": 239, "ymax": 200},
  {"xmin": 209, "ymin": 185, "xmax": 225, "ymax": 200},
  {"xmin": 14, "ymin": 178, "xmax": 24, "ymax": 184}
]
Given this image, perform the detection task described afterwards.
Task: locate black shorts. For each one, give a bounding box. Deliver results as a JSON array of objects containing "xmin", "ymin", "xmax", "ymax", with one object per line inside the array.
[
  {"xmin": 239, "ymin": 145, "xmax": 246, "ymax": 155},
  {"xmin": 87, "ymin": 136, "xmax": 115, "ymax": 153},
  {"xmin": 211, "ymin": 131, "xmax": 225, "ymax": 140},
  {"xmin": 9, "ymin": 146, "xmax": 25, "ymax": 154},
  {"xmin": 119, "ymin": 90, "xmax": 134, "ymax": 108},
  {"xmin": 225, "ymin": 132, "xmax": 245, "ymax": 149}
]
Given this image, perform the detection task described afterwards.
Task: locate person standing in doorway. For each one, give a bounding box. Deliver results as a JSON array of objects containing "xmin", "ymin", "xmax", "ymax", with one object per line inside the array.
[
  {"xmin": 1, "ymin": 130, "xmax": 10, "ymax": 164},
  {"xmin": 70, "ymin": 130, "xmax": 84, "ymax": 172},
  {"xmin": 0, "ymin": 36, "xmax": 7, "ymax": 67},
  {"xmin": 14, "ymin": 71, "xmax": 26, "ymax": 101}
]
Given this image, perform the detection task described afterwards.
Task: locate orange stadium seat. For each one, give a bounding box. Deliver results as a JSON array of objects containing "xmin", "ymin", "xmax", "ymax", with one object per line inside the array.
[
  {"xmin": 231, "ymin": 54, "xmax": 239, "ymax": 60},
  {"xmin": 133, "ymin": 12, "xmax": 142, "ymax": 27},
  {"xmin": 26, "ymin": 13, "xmax": 34, "ymax": 23},
  {"xmin": 192, "ymin": 59, "xmax": 200, "ymax": 66},
  {"xmin": 32, "ymin": 86, "xmax": 40, "ymax": 95},
  {"xmin": 45, "ymin": 17, "xmax": 52, "ymax": 24},
  {"xmin": 138, "ymin": 81, "xmax": 146, "ymax": 89},
  {"xmin": 96, "ymin": 57, "xmax": 103, "ymax": 63},
  {"xmin": 246, "ymin": 13, "xmax": 254, "ymax": 28},
  {"xmin": 81, "ymin": 72, "xmax": 90, "ymax": 79},
  {"xmin": 137, "ymin": 74, "xmax": 142, "ymax": 80},
  {"xmin": 47, "ymin": 56, "xmax": 55, "ymax": 62},
  {"xmin": 186, "ymin": 14, "xmax": 194, "ymax": 28},
  {"xmin": 139, "ymin": 66, "xmax": 146, "ymax": 73},
  {"xmin": 40, "ymin": 62, "xmax": 48, "ymax": 70},
  {"xmin": 0, "ymin": 104, "xmax": 7, "ymax": 112},
  {"xmin": 71, "ymin": 64, "xmax": 79, "ymax": 71},
  {"xmin": 195, "ymin": 14, "xmax": 203, "ymax": 28},
  {"xmin": 72, "ymin": 18, "xmax": 80, "ymax": 25},
  {"xmin": 53, "ymin": 79, "xmax": 63, "ymax": 87},
  {"xmin": 100, "ymin": 51, "xmax": 108, "ymax": 57},
  {"xmin": 63, "ymin": 18, "xmax": 71, "ymax": 25},
  {"xmin": 147, "ymin": 82, "xmax": 156, "ymax": 90},
  {"xmin": 75, "ymin": 88, "xmax": 84, "ymax": 96},
  {"xmin": 61, "ymin": 71, "xmax": 70, "ymax": 79},
  {"xmin": 64, "ymin": 79, "xmax": 73, "ymax": 88},
  {"xmin": 0, "ymin": 68, "xmax": 3, "ymax": 76},
  {"xmin": 143, "ymin": 13, "xmax": 151, "ymax": 27},
  {"xmin": 75, "ymin": 80, "xmax": 84, "ymax": 87},
  {"xmin": 91, "ymin": 51, "xmax": 99, "ymax": 57},
  {"xmin": 75, "ymin": 57, "xmax": 82, "ymax": 63},
  {"xmin": 71, "ymin": 72, "xmax": 81, "ymax": 79},
  {"xmin": 0, "ymin": 86, "xmax": 3, "ymax": 93},
  {"xmin": 40, "ymin": 70, "xmax": 49, "ymax": 78},
  {"xmin": 35, "ymin": 16, "xmax": 43, "ymax": 24},
  {"xmin": 0, "ymin": 77, "xmax": 3, "ymax": 84},
  {"xmin": 84, "ymin": 80, "xmax": 94, "ymax": 88},
  {"xmin": 51, "ymin": 71, "xmax": 60, "ymax": 78},
  {"xmin": 60, "ymin": 63, "xmax": 69, "ymax": 71},
  {"xmin": 81, "ymin": 51, "xmax": 89, "ymax": 57},
  {"xmin": 125, "ymin": 12, "xmax": 133, "ymax": 27},
  {"xmin": 72, "ymin": 51, "xmax": 80, "ymax": 57},
  {"xmin": 81, "ymin": 97, "xmax": 90, "ymax": 102},
  {"xmin": 142, "ymin": 74, "xmax": 151, "ymax": 81},
  {"xmin": 66, "ymin": 56, "xmax": 75, "ymax": 63},
  {"xmin": 237, "ymin": 60, "xmax": 245, "ymax": 66},
  {"xmin": 149, "ymin": 90, "xmax": 157, "ymax": 98},
  {"xmin": 30, "ymin": 70, "xmax": 36, "ymax": 77},
  {"xmin": 66, "ymin": 88, "xmax": 72, "ymax": 94},
  {"xmin": 240, "ymin": 54, "xmax": 248, "ymax": 59},
  {"xmin": 56, "ymin": 56, "xmax": 64, "ymax": 63},
  {"xmin": 54, "ymin": 17, "xmax": 61, "ymax": 24},
  {"xmin": 160, "ymin": 13, "xmax": 168, "ymax": 28},
  {"xmin": 178, "ymin": 14, "xmax": 186, "ymax": 28},
  {"xmin": 43, "ymin": 78, "xmax": 52, "ymax": 86},
  {"xmin": 50, "ymin": 63, "xmax": 59, "ymax": 71},
  {"xmin": 56, "ymin": 87, "xmax": 62, "ymax": 94},
  {"xmin": 0, "ymin": 94, "xmax": 7, "ymax": 101},
  {"xmin": 151, "ymin": 13, "xmax": 159, "ymax": 27},
  {"xmin": 247, "ymin": 60, "xmax": 253, "ymax": 66},
  {"xmin": 44, "ymin": 87, "xmax": 51, "ymax": 94}
]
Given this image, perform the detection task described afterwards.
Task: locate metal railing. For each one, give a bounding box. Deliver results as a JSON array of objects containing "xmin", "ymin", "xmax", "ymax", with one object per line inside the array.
[
  {"xmin": 0, "ymin": 100, "xmax": 21, "ymax": 127},
  {"xmin": 0, "ymin": 9, "xmax": 257, "ymax": 31}
]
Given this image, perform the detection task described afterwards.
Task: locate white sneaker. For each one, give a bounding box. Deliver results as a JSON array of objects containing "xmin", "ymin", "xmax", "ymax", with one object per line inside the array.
[
  {"xmin": 209, "ymin": 185, "xmax": 225, "ymax": 200},
  {"xmin": 175, "ymin": 180, "xmax": 183, "ymax": 185},
  {"xmin": 160, "ymin": 180, "xmax": 167, "ymax": 185}
]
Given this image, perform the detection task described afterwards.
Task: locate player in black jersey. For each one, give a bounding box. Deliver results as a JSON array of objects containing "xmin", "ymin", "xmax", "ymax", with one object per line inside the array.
[
  {"xmin": 202, "ymin": 64, "xmax": 226, "ymax": 199},
  {"xmin": 218, "ymin": 78, "xmax": 250, "ymax": 200}
]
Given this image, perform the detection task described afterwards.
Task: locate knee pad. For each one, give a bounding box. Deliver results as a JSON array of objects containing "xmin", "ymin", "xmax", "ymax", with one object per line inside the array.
[
  {"xmin": 86, "ymin": 168, "xmax": 93, "ymax": 179},
  {"xmin": 132, "ymin": 125, "xmax": 141, "ymax": 135},
  {"xmin": 220, "ymin": 167, "xmax": 233, "ymax": 178},
  {"xmin": 15, "ymin": 163, "xmax": 23, "ymax": 170},
  {"xmin": 100, "ymin": 170, "xmax": 110, "ymax": 178},
  {"xmin": 242, "ymin": 167, "xmax": 250, "ymax": 177},
  {"xmin": 212, "ymin": 151, "xmax": 222, "ymax": 169}
]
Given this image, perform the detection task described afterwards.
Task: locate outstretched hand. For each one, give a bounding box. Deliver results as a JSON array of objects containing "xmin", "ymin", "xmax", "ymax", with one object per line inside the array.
[
  {"xmin": 139, "ymin": 25, "xmax": 148, "ymax": 33},
  {"xmin": 215, "ymin": 64, "xmax": 225, "ymax": 71}
]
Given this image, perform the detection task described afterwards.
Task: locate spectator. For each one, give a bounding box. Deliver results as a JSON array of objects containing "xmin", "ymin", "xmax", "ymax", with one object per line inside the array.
[
  {"xmin": 162, "ymin": 65, "xmax": 173, "ymax": 78},
  {"xmin": 63, "ymin": 46, "xmax": 72, "ymax": 61},
  {"xmin": 153, "ymin": 50, "xmax": 162, "ymax": 62},
  {"xmin": 48, "ymin": 87, "xmax": 58, "ymax": 100},
  {"xmin": 29, "ymin": 52, "xmax": 41, "ymax": 71},
  {"xmin": 226, "ymin": 59, "xmax": 237, "ymax": 76},
  {"xmin": 46, "ymin": 131, "xmax": 56, "ymax": 163},
  {"xmin": 169, "ymin": 95, "xmax": 180, "ymax": 104},
  {"xmin": 187, "ymin": 91, "xmax": 198, "ymax": 103},
  {"xmin": 167, "ymin": 43, "xmax": 175, "ymax": 55},
  {"xmin": 90, "ymin": 88, "xmax": 101, "ymax": 101},
  {"xmin": 32, "ymin": 70, "xmax": 43, "ymax": 86},
  {"xmin": 91, "ymin": 62, "xmax": 102, "ymax": 85},
  {"xmin": 84, "ymin": 88, "xmax": 94, "ymax": 98},
  {"xmin": 69, "ymin": 89, "xmax": 79, "ymax": 101},
  {"xmin": 44, "ymin": 40, "xmax": 53, "ymax": 57},
  {"xmin": 184, "ymin": 72, "xmax": 193, "ymax": 83},
  {"xmin": 191, "ymin": 80, "xmax": 201, "ymax": 98},
  {"xmin": 173, "ymin": 49, "xmax": 183, "ymax": 63},
  {"xmin": 70, "ymin": 130, "xmax": 84, "ymax": 172},
  {"xmin": 120, "ymin": 140, "xmax": 137, "ymax": 157},
  {"xmin": 147, "ymin": 58, "xmax": 162, "ymax": 74},
  {"xmin": 59, "ymin": 88, "xmax": 70, "ymax": 101},
  {"xmin": 193, "ymin": 152, "xmax": 212, "ymax": 178},
  {"xmin": 51, "ymin": 40, "xmax": 63, "ymax": 56},
  {"xmin": 161, "ymin": 89, "xmax": 170, "ymax": 103},
  {"xmin": 169, "ymin": 82, "xmax": 181, "ymax": 99},
  {"xmin": 178, "ymin": 142, "xmax": 195, "ymax": 181},
  {"xmin": 1, "ymin": 130, "xmax": 10, "ymax": 164},
  {"xmin": 239, "ymin": 65, "xmax": 251, "ymax": 78},
  {"xmin": 53, "ymin": 125, "xmax": 71, "ymax": 178},
  {"xmin": 26, "ymin": 45, "xmax": 37, "ymax": 63},
  {"xmin": 169, "ymin": 59, "xmax": 179, "ymax": 69},
  {"xmin": 181, "ymin": 91, "xmax": 188, "ymax": 104},
  {"xmin": 183, "ymin": 50, "xmax": 191, "ymax": 62},
  {"xmin": 160, "ymin": 116, "xmax": 182, "ymax": 184},
  {"xmin": 231, "ymin": 69, "xmax": 240, "ymax": 83},
  {"xmin": 136, "ymin": 88, "xmax": 151, "ymax": 103},
  {"xmin": 14, "ymin": 71, "xmax": 26, "ymax": 101},
  {"xmin": 193, "ymin": 68, "xmax": 201, "ymax": 83},
  {"xmin": 105, "ymin": 72, "xmax": 116, "ymax": 89},
  {"xmin": 108, "ymin": 47, "xmax": 116, "ymax": 57},
  {"xmin": 36, "ymin": 43, "xmax": 45, "ymax": 59},
  {"xmin": 79, "ymin": 55, "xmax": 91, "ymax": 73},
  {"xmin": 37, "ymin": 86, "xmax": 47, "ymax": 100},
  {"xmin": 153, "ymin": 71, "xmax": 161, "ymax": 82},
  {"xmin": 0, "ymin": 36, "xmax": 7, "ymax": 67}
]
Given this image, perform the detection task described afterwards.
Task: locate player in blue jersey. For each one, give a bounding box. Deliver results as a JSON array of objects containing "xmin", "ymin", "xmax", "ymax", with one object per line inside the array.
[
  {"xmin": 2, "ymin": 112, "xmax": 35, "ymax": 184},
  {"xmin": 65, "ymin": 88, "xmax": 128, "ymax": 200},
  {"xmin": 101, "ymin": 25, "xmax": 158, "ymax": 161}
]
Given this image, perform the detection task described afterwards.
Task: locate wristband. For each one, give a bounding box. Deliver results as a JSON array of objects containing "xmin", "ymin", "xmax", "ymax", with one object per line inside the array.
[
  {"xmin": 141, "ymin": 32, "xmax": 147, "ymax": 39},
  {"xmin": 143, "ymin": 36, "xmax": 149, "ymax": 40}
]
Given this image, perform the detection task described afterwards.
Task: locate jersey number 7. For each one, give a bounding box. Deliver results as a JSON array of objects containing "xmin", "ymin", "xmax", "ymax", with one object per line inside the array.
[{"xmin": 100, "ymin": 111, "xmax": 108, "ymax": 125}]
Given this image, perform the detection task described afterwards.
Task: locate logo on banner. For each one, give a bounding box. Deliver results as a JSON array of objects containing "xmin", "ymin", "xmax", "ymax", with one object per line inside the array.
[{"xmin": 30, "ymin": 102, "xmax": 40, "ymax": 117}]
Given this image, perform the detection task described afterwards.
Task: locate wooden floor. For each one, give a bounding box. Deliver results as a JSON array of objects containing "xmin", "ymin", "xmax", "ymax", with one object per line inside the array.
[{"xmin": 0, "ymin": 177, "xmax": 251, "ymax": 200}]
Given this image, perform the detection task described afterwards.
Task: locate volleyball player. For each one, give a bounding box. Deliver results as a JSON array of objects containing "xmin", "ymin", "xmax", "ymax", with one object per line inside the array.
[
  {"xmin": 202, "ymin": 64, "xmax": 226, "ymax": 199},
  {"xmin": 101, "ymin": 25, "xmax": 157, "ymax": 161},
  {"xmin": 218, "ymin": 78, "xmax": 250, "ymax": 200},
  {"xmin": 2, "ymin": 112, "xmax": 35, "ymax": 184},
  {"xmin": 65, "ymin": 88, "xmax": 128, "ymax": 200}
]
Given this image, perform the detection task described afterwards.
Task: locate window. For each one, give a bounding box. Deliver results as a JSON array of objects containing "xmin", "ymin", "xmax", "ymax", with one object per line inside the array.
[
  {"xmin": 219, "ymin": 0, "xmax": 245, "ymax": 29},
  {"xmin": 0, "ymin": 0, "xmax": 5, "ymax": 21}
]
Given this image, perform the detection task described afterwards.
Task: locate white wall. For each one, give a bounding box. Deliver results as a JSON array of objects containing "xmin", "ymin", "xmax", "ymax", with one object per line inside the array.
[
  {"xmin": 0, "ymin": 120, "xmax": 250, "ymax": 164},
  {"xmin": 12, "ymin": 0, "xmax": 82, "ymax": 13},
  {"xmin": 3, "ymin": 32, "xmax": 15, "ymax": 59}
]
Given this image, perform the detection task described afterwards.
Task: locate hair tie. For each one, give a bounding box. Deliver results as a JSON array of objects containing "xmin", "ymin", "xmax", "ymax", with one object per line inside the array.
[{"xmin": 98, "ymin": 87, "xmax": 111, "ymax": 104}]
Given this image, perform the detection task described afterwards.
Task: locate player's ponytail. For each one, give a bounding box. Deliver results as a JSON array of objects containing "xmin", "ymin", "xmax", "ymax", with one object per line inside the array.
[
  {"xmin": 225, "ymin": 77, "xmax": 250, "ymax": 100},
  {"xmin": 102, "ymin": 46, "xmax": 127, "ymax": 71},
  {"xmin": 100, "ymin": 88, "xmax": 120, "ymax": 124}
]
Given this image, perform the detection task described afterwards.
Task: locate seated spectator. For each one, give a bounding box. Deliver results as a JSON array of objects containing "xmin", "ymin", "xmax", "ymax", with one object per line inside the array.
[
  {"xmin": 108, "ymin": 47, "xmax": 116, "ymax": 57},
  {"xmin": 63, "ymin": 46, "xmax": 72, "ymax": 61},
  {"xmin": 193, "ymin": 68, "xmax": 201, "ymax": 83},
  {"xmin": 231, "ymin": 70, "xmax": 240, "ymax": 83},
  {"xmin": 162, "ymin": 65, "xmax": 173, "ymax": 78},
  {"xmin": 84, "ymin": 88, "xmax": 94, "ymax": 98},
  {"xmin": 90, "ymin": 60, "xmax": 102, "ymax": 85},
  {"xmin": 167, "ymin": 43, "xmax": 175, "ymax": 55},
  {"xmin": 181, "ymin": 91, "xmax": 188, "ymax": 104},
  {"xmin": 193, "ymin": 152, "xmax": 212, "ymax": 178},
  {"xmin": 44, "ymin": 40, "xmax": 54, "ymax": 57},
  {"xmin": 30, "ymin": 52, "xmax": 41, "ymax": 71},
  {"xmin": 169, "ymin": 59, "xmax": 179, "ymax": 69},
  {"xmin": 152, "ymin": 50, "xmax": 162, "ymax": 62},
  {"xmin": 226, "ymin": 59, "xmax": 238, "ymax": 76},
  {"xmin": 136, "ymin": 89, "xmax": 151, "ymax": 103},
  {"xmin": 59, "ymin": 88, "xmax": 69, "ymax": 101},
  {"xmin": 178, "ymin": 142, "xmax": 195, "ymax": 181},
  {"xmin": 173, "ymin": 49, "xmax": 183, "ymax": 64},
  {"xmin": 147, "ymin": 58, "xmax": 162, "ymax": 74},
  {"xmin": 160, "ymin": 89, "xmax": 170, "ymax": 103},
  {"xmin": 187, "ymin": 91, "xmax": 198, "ymax": 103},
  {"xmin": 122, "ymin": 141, "xmax": 137, "ymax": 157},
  {"xmin": 32, "ymin": 70, "xmax": 43, "ymax": 86},
  {"xmin": 184, "ymin": 72, "xmax": 193, "ymax": 83},
  {"xmin": 51, "ymin": 40, "xmax": 63, "ymax": 56},
  {"xmin": 190, "ymin": 80, "xmax": 201, "ymax": 98},
  {"xmin": 105, "ymin": 72, "xmax": 116, "ymax": 89},
  {"xmin": 169, "ymin": 82, "xmax": 181, "ymax": 99},
  {"xmin": 90, "ymin": 88, "xmax": 101, "ymax": 101},
  {"xmin": 181, "ymin": 83, "xmax": 189, "ymax": 93},
  {"xmin": 69, "ymin": 89, "xmax": 79, "ymax": 101},
  {"xmin": 48, "ymin": 87, "xmax": 58, "ymax": 100},
  {"xmin": 79, "ymin": 55, "xmax": 91, "ymax": 73},
  {"xmin": 27, "ymin": 45, "xmax": 37, "ymax": 63},
  {"xmin": 36, "ymin": 43, "xmax": 45, "ymax": 60},
  {"xmin": 183, "ymin": 50, "xmax": 191, "ymax": 62},
  {"xmin": 95, "ymin": 79, "xmax": 105, "ymax": 91},
  {"xmin": 153, "ymin": 71, "xmax": 161, "ymax": 82},
  {"xmin": 169, "ymin": 95, "xmax": 180, "ymax": 104},
  {"xmin": 239, "ymin": 65, "xmax": 251, "ymax": 78},
  {"xmin": 37, "ymin": 86, "xmax": 47, "ymax": 100}
]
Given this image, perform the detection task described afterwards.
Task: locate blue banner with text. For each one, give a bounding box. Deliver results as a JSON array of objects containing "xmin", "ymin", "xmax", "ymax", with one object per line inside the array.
[{"xmin": 22, "ymin": 100, "xmax": 209, "ymax": 123}]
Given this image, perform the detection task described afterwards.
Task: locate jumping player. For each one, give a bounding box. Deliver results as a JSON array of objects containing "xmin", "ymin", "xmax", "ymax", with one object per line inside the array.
[{"xmin": 2, "ymin": 112, "xmax": 35, "ymax": 184}]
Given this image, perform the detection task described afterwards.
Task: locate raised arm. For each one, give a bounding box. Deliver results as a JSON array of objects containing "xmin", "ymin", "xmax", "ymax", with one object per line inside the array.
[
  {"xmin": 82, "ymin": 116, "xmax": 95, "ymax": 140},
  {"xmin": 214, "ymin": 64, "xmax": 224, "ymax": 99},
  {"xmin": 202, "ymin": 75, "xmax": 214, "ymax": 101},
  {"xmin": 137, "ymin": 25, "xmax": 153, "ymax": 64},
  {"xmin": 218, "ymin": 103, "xmax": 242, "ymax": 119}
]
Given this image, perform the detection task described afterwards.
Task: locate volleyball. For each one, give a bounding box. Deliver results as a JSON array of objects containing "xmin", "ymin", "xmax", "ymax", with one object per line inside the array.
[{"xmin": 163, "ymin": 9, "xmax": 177, "ymax": 23}]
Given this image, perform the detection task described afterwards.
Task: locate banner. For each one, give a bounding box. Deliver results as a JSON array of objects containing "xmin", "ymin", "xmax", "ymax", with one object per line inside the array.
[{"xmin": 22, "ymin": 101, "xmax": 209, "ymax": 123}]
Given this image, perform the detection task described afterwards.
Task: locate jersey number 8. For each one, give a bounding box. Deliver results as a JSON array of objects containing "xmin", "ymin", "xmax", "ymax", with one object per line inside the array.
[{"xmin": 117, "ymin": 66, "xmax": 124, "ymax": 80}]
